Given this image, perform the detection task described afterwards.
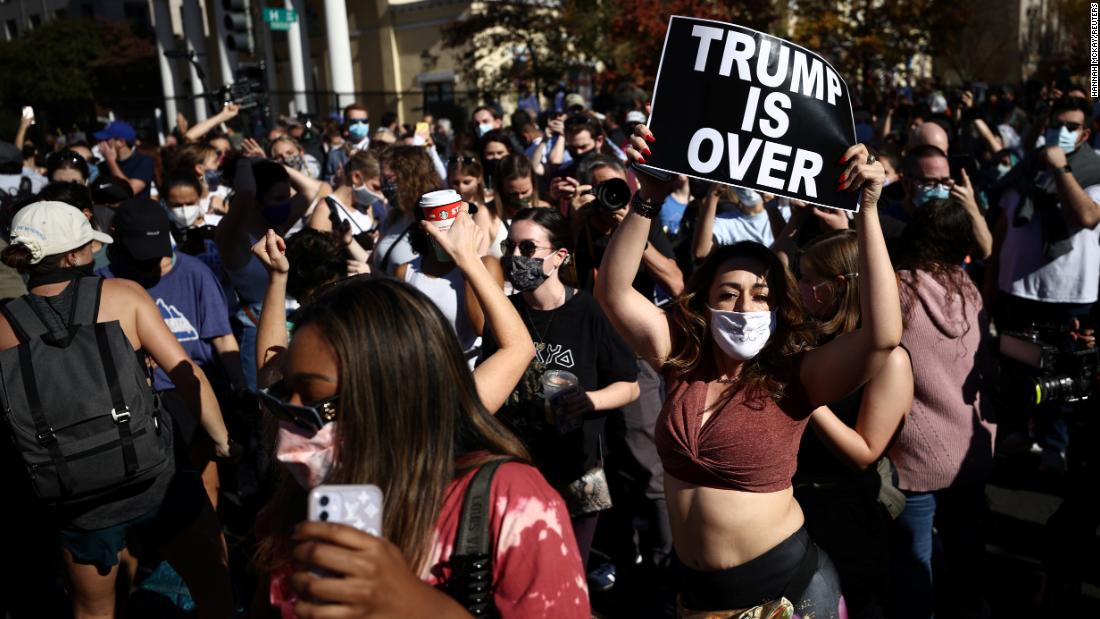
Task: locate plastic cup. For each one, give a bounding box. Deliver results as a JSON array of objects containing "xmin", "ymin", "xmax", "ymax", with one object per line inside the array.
[
  {"xmin": 542, "ymin": 370, "xmax": 579, "ymax": 424},
  {"xmin": 419, "ymin": 189, "xmax": 464, "ymax": 232}
]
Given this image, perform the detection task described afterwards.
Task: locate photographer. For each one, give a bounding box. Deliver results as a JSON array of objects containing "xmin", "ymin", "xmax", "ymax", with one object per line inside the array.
[{"xmin": 991, "ymin": 96, "xmax": 1100, "ymax": 471}]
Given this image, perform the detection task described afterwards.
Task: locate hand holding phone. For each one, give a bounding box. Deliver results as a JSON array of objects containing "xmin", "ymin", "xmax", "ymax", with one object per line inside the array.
[
  {"xmin": 308, "ymin": 484, "xmax": 384, "ymax": 536},
  {"xmin": 21, "ymin": 106, "xmax": 34, "ymax": 125}
]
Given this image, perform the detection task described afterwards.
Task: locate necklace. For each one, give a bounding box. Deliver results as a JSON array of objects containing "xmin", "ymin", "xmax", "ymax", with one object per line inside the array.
[{"xmin": 521, "ymin": 287, "xmax": 568, "ymax": 352}]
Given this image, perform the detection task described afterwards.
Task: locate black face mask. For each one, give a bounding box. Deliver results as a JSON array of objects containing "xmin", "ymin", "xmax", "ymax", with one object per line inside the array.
[
  {"xmin": 380, "ymin": 179, "xmax": 399, "ymax": 206},
  {"xmin": 502, "ymin": 254, "xmax": 549, "ymax": 292},
  {"xmin": 27, "ymin": 262, "xmax": 96, "ymax": 290}
]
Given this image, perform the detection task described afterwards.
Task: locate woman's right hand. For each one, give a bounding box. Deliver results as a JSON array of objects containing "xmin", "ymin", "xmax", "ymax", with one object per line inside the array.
[
  {"xmin": 252, "ymin": 229, "xmax": 289, "ymax": 275},
  {"xmin": 421, "ymin": 210, "xmax": 484, "ymax": 267},
  {"xmin": 625, "ymin": 123, "xmax": 676, "ymax": 202},
  {"xmin": 241, "ymin": 137, "xmax": 266, "ymax": 160},
  {"xmin": 836, "ymin": 144, "xmax": 885, "ymax": 211}
]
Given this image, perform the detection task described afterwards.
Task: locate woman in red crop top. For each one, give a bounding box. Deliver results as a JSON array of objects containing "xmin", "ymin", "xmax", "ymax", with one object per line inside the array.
[{"xmin": 596, "ymin": 124, "xmax": 903, "ymax": 617}]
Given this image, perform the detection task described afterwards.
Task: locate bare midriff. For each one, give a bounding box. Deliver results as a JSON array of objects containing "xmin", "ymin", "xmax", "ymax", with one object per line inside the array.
[{"xmin": 665, "ymin": 473, "xmax": 805, "ymax": 571}]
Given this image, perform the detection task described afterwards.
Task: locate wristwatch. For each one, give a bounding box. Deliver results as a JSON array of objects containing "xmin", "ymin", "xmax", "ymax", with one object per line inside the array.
[
  {"xmin": 631, "ymin": 192, "xmax": 662, "ymax": 219},
  {"xmin": 1055, "ymin": 164, "xmax": 1072, "ymax": 175}
]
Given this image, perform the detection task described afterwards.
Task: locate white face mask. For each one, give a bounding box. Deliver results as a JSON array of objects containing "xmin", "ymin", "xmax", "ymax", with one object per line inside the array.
[
  {"xmin": 168, "ymin": 204, "xmax": 203, "ymax": 228},
  {"xmin": 708, "ymin": 307, "xmax": 776, "ymax": 362}
]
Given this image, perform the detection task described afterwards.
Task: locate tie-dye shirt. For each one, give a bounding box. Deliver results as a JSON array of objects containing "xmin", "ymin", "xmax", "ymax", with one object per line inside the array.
[{"xmin": 269, "ymin": 459, "xmax": 590, "ymax": 618}]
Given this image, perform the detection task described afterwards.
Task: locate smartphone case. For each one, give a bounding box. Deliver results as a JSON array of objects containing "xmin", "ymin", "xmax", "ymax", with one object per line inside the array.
[{"xmin": 308, "ymin": 484, "xmax": 384, "ymax": 536}]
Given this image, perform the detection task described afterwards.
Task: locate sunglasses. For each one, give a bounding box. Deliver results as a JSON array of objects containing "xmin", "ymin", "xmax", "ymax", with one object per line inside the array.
[
  {"xmin": 448, "ymin": 156, "xmax": 477, "ymax": 166},
  {"xmin": 258, "ymin": 380, "xmax": 339, "ymax": 432},
  {"xmin": 501, "ymin": 239, "xmax": 553, "ymax": 258},
  {"xmin": 348, "ymin": 119, "xmax": 369, "ymax": 126},
  {"xmin": 1049, "ymin": 121, "xmax": 1083, "ymax": 132}
]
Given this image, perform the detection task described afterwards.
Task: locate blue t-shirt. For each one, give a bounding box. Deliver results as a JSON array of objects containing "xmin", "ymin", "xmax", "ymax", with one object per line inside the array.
[
  {"xmin": 100, "ymin": 150, "xmax": 156, "ymax": 198},
  {"xmin": 98, "ymin": 252, "xmax": 233, "ymax": 391},
  {"xmin": 660, "ymin": 194, "xmax": 689, "ymax": 236},
  {"xmin": 712, "ymin": 208, "xmax": 774, "ymax": 246}
]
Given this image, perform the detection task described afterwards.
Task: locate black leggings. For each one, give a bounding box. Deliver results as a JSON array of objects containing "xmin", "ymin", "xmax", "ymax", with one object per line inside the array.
[{"xmin": 673, "ymin": 528, "xmax": 846, "ymax": 617}]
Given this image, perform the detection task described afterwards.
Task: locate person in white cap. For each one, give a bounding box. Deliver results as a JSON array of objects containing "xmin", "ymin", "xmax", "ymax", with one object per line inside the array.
[{"xmin": 0, "ymin": 201, "xmax": 234, "ymax": 618}]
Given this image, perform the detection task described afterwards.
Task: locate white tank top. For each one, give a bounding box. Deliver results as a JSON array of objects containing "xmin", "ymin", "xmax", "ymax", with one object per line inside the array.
[
  {"xmin": 488, "ymin": 217, "xmax": 510, "ymax": 258},
  {"xmin": 403, "ymin": 258, "xmax": 482, "ymax": 368},
  {"xmin": 326, "ymin": 195, "xmax": 375, "ymax": 234}
]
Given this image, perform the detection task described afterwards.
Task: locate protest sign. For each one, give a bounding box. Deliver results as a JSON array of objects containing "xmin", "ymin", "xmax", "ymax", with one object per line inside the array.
[{"xmin": 645, "ymin": 16, "xmax": 859, "ymax": 211}]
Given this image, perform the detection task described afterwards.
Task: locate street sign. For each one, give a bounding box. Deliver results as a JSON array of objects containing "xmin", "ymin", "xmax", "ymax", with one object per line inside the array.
[{"xmin": 263, "ymin": 8, "xmax": 298, "ymax": 32}]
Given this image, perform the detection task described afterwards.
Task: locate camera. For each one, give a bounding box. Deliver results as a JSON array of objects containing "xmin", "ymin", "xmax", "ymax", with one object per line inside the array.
[
  {"xmin": 218, "ymin": 78, "xmax": 265, "ymax": 111},
  {"xmin": 591, "ymin": 178, "xmax": 631, "ymax": 211},
  {"xmin": 999, "ymin": 325, "xmax": 1098, "ymax": 406}
]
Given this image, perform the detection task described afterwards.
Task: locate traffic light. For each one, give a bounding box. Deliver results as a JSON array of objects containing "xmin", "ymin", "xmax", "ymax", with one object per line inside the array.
[{"xmin": 224, "ymin": 0, "xmax": 251, "ymax": 52}]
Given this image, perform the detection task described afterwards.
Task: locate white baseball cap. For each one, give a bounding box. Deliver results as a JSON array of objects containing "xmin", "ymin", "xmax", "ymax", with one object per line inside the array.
[{"xmin": 10, "ymin": 201, "xmax": 113, "ymax": 264}]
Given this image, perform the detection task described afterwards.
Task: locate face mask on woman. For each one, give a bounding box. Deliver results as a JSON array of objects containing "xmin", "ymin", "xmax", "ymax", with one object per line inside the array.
[
  {"xmin": 275, "ymin": 421, "xmax": 336, "ymax": 489},
  {"xmin": 380, "ymin": 179, "xmax": 399, "ymax": 206},
  {"xmin": 502, "ymin": 254, "xmax": 554, "ymax": 292},
  {"xmin": 167, "ymin": 204, "xmax": 203, "ymax": 228},
  {"xmin": 352, "ymin": 183, "xmax": 375, "ymax": 208},
  {"xmin": 708, "ymin": 307, "xmax": 777, "ymax": 361},
  {"xmin": 203, "ymin": 169, "xmax": 222, "ymax": 192}
]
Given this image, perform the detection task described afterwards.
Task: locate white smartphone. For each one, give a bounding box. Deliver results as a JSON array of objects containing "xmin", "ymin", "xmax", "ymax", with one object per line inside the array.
[
  {"xmin": 308, "ymin": 484, "xmax": 383, "ymax": 536},
  {"xmin": 21, "ymin": 106, "xmax": 34, "ymax": 124}
]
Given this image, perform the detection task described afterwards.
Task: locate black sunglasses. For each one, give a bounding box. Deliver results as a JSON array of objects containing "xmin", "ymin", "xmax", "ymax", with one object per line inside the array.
[
  {"xmin": 448, "ymin": 156, "xmax": 477, "ymax": 166},
  {"xmin": 501, "ymin": 239, "xmax": 553, "ymax": 258},
  {"xmin": 1050, "ymin": 121, "xmax": 1083, "ymax": 132},
  {"xmin": 258, "ymin": 380, "xmax": 339, "ymax": 432}
]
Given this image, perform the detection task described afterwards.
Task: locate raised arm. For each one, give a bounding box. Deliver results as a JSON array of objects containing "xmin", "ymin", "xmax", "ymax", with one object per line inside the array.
[
  {"xmin": 215, "ymin": 156, "xmax": 259, "ymax": 270},
  {"xmin": 595, "ymin": 124, "xmax": 676, "ymax": 368},
  {"xmin": 807, "ymin": 346, "xmax": 912, "ymax": 470},
  {"xmin": 286, "ymin": 163, "xmax": 332, "ymax": 204},
  {"xmin": 692, "ymin": 185, "xmax": 720, "ymax": 262},
  {"xmin": 184, "ymin": 103, "xmax": 240, "ymax": 143},
  {"xmin": 800, "ymin": 144, "xmax": 903, "ymax": 406},
  {"xmin": 423, "ymin": 212, "xmax": 535, "ymax": 414},
  {"xmin": 251, "ymin": 230, "xmax": 291, "ymax": 389}
]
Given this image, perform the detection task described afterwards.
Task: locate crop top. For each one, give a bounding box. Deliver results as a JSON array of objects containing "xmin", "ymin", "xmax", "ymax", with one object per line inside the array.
[{"xmin": 656, "ymin": 371, "xmax": 812, "ymax": 493}]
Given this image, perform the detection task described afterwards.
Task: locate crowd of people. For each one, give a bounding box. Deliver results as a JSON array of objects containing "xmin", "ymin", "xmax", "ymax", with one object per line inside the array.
[{"xmin": 0, "ymin": 68, "xmax": 1096, "ymax": 619}]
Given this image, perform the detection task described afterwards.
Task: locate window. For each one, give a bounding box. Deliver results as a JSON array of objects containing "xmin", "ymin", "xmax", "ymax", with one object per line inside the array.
[
  {"xmin": 4, "ymin": 20, "xmax": 17, "ymax": 41},
  {"xmin": 28, "ymin": 14, "xmax": 41, "ymax": 29},
  {"xmin": 423, "ymin": 81, "xmax": 455, "ymax": 111}
]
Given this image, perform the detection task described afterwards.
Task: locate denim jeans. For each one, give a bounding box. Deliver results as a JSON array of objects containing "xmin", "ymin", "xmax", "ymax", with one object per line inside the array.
[{"xmin": 889, "ymin": 484, "xmax": 987, "ymax": 619}]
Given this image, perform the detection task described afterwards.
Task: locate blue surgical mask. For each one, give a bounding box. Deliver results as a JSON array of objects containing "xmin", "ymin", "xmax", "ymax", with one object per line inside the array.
[
  {"xmin": 1045, "ymin": 126, "xmax": 1080, "ymax": 154},
  {"xmin": 914, "ymin": 183, "xmax": 950, "ymax": 207},
  {"xmin": 348, "ymin": 120, "xmax": 370, "ymax": 141},
  {"xmin": 477, "ymin": 122, "xmax": 494, "ymax": 137},
  {"xmin": 87, "ymin": 163, "xmax": 100, "ymax": 184},
  {"xmin": 203, "ymin": 169, "xmax": 222, "ymax": 192}
]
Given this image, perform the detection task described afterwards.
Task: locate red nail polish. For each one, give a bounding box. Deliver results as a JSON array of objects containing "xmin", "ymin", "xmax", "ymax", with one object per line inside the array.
[
  {"xmin": 838, "ymin": 155, "xmax": 848, "ymax": 165},
  {"xmin": 644, "ymin": 134, "xmax": 656, "ymax": 143},
  {"xmin": 839, "ymin": 173, "xmax": 847, "ymax": 183},
  {"xmin": 637, "ymin": 156, "xmax": 648, "ymax": 164},
  {"xmin": 642, "ymin": 146, "xmax": 652, "ymax": 156}
]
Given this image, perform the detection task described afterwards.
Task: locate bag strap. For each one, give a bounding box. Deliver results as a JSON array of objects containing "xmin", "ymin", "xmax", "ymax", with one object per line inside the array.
[
  {"xmin": 2, "ymin": 297, "xmax": 44, "ymax": 343},
  {"xmin": 18, "ymin": 343, "xmax": 74, "ymax": 495},
  {"xmin": 449, "ymin": 457, "xmax": 513, "ymax": 616},
  {"xmin": 71, "ymin": 277, "xmax": 103, "ymax": 326},
  {"xmin": 94, "ymin": 323, "xmax": 138, "ymax": 477},
  {"xmin": 378, "ymin": 223, "xmax": 414, "ymax": 274}
]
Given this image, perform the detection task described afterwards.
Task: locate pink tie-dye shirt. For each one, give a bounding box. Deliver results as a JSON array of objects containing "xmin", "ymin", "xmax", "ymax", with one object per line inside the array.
[{"xmin": 270, "ymin": 460, "xmax": 590, "ymax": 618}]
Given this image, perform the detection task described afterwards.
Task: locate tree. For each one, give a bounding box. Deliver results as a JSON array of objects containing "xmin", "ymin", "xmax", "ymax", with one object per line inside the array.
[{"xmin": 442, "ymin": 1, "xmax": 587, "ymax": 105}]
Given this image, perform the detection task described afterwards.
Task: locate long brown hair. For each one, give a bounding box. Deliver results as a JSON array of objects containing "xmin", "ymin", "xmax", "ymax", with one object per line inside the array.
[
  {"xmin": 254, "ymin": 277, "xmax": 528, "ymax": 574},
  {"xmin": 380, "ymin": 145, "xmax": 442, "ymax": 223},
  {"xmin": 801, "ymin": 230, "xmax": 860, "ymax": 341},
  {"xmin": 491, "ymin": 154, "xmax": 537, "ymax": 220},
  {"xmin": 665, "ymin": 242, "xmax": 817, "ymax": 400}
]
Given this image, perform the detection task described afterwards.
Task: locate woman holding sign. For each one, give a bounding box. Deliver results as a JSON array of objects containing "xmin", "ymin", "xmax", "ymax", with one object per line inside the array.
[{"xmin": 596, "ymin": 124, "xmax": 901, "ymax": 617}]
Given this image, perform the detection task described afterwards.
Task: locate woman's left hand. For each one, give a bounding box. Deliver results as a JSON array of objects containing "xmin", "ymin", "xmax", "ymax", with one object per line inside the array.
[
  {"xmin": 836, "ymin": 144, "xmax": 885, "ymax": 211},
  {"xmin": 289, "ymin": 521, "xmax": 470, "ymax": 618},
  {"xmin": 421, "ymin": 210, "xmax": 484, "ymax": 267}
]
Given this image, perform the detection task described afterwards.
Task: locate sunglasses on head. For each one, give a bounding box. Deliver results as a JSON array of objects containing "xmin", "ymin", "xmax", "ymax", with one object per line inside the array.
[
  {"xmin": 1049, "ymin": 121, "xmax": 1083, "ymax": 132},
  {"xmin": 448, "ymin": 156, "xmax": 477, "ymax": 166},
  {"xmin": 258, "ymin": 380, "xmax": 338, "ymax": 432},
  {"xmin": 501, "ymin": 239, "xmax": 553, "ymax": 258}
]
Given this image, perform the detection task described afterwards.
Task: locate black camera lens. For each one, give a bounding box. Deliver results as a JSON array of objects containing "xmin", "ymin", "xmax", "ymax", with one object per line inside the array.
[
  {"xmin": 319, "ymin": 511, "xmax": 329, "ymax": 521},
  {"xmin": 594, "ymin": 178, "xmax": 631, "ymax": 211},
  {"xmin": 319, "ymin": 495, "xmax": 329, "ymax": 506}
]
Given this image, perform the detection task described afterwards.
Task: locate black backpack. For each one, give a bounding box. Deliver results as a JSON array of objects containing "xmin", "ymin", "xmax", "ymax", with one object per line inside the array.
[
  {"xmin": 442, "ymin": 458, "xmax": 513, "ymax": 617},
  {"xmin": 0, "ymin": 277, "xmax": 170, "ymax": 508}
]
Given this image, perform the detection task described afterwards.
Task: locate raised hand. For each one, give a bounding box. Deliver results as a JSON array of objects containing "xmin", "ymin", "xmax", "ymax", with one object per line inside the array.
[
  {"xmin": 836, "ymin": 144, "xmax": 886, "ymax": 210},
  {"xmin": 252, "ymin": 229, "xmax": 290, "ymax": 275},
  {"xmin": 420, "ymin": 210, "xmax": 484, "ymax": 266}
]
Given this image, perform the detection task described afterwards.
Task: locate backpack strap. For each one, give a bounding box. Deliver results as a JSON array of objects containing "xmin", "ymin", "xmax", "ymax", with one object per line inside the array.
[
  {"xmin": 94, "ymin": 323, "xmax": 138, "ymax": 477},
  {"xmin": 70, "ymin": 277, "xmax": 103, "ymax": 326},
  {"xmin": 17, "ymin": 343, "xmax": 74, "ymax": 495},
  {"xmin": 2, "ymin": 297, "xmax": 45, "ymax": 343},
  {"xmin": 448, "ymin": 457, "xmax": 513, "ymax": 617}
]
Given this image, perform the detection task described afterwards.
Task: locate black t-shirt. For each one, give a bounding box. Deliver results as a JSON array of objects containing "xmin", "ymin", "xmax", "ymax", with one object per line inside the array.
[
  {"xmin": 479, "ymin": 289, "xmax": 638, "ymax": 486},
  {"xmin": 100, "ymin": 150, "xmax": 155, "ymax": 198},
  {"xmin": 574, "ymin": 217, "xmax": 676, "ymax": 304}
]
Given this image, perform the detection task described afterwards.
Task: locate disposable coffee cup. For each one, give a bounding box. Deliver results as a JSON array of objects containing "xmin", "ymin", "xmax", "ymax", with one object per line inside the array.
[
  {"xmin": 542, "ymin": 370, "xmax": 579, "ymax": 424},
  {"xmin": 419, "ymin": 189, "xmax": 464, "ymax": 232}
]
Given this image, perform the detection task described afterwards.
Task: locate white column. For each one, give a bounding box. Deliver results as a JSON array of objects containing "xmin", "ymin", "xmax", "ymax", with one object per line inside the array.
[
  {"xmin": 151, "ymin": 0, "xmax": 179, "ymax": 127},
  {"xmin": 286, "ymin": 0, "xmax": 309, "ymax": 113},
  {"xmin": 181, "ymin": 0, "xmax": 209, "ymax": 121},
  {"xmin": 323, "ymin": 0, "xmax": 356, "ymax": 109},
  {"xmin": 210, "ymin": 0, "xmax": 236, "ymax": 86}
]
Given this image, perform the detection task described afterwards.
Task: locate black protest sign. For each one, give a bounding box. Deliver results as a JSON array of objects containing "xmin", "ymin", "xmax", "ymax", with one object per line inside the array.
[{"xmin": 646, "ymin": 16, "xmax": 858, "ymax": 211}]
